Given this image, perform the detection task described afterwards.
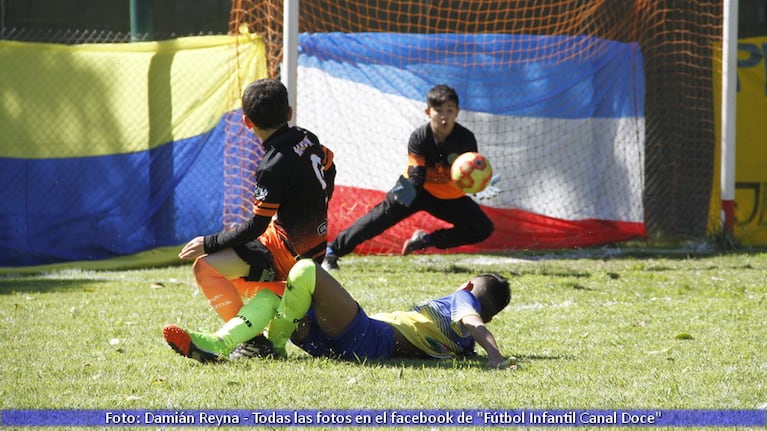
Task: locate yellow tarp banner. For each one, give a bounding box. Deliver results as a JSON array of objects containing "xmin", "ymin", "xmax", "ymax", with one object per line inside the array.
[
  {"xmin": 711, "ymin": 36, "xmax": 767, "ymax": 245},
  {"xmin": 0, "ymin": 34, "xmax": 266, "ymax": 159},
  {"xmin": 0, "ymin": 33, "xmax": 267, "ymax": 271}
]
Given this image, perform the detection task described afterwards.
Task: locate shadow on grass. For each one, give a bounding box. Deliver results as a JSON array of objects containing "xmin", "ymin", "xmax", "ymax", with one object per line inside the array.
[
  {"xmin": 485, "ymin": 246, "xmax": 767, "ymax": 262},
  {"xmin": 161, "ymin": 349, "xmax": 572, "ymax": 371},
  {"xmin": 415, "ymin": 247, "xmax": 767, "ymax": 279},
  {"xmin": 412, "ymin": 246, "xmax": 767, "ymax": 267},
  {"xmin": 0, "ymin": 278, "xmax": 102, "ymax": 295},
  {"xmin": 419, "ymin": 264, "xmax": 593, "ymax": 279},
  {"xmin": 312, "ymin": 352, "xmax": 573, "ymax": 370}
]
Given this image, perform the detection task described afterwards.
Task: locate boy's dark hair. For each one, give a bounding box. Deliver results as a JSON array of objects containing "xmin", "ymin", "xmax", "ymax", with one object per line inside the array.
[
  {"xmin": 426, "ymin": 84, "xmax": 459, "ymax": 109},
  {"xmin": 242, "ymin": 78, "xmax": 290, "ymax": 129},
  {"xmin": 470, "ymin": 273, "xmax": 511, "ymax": 322}
]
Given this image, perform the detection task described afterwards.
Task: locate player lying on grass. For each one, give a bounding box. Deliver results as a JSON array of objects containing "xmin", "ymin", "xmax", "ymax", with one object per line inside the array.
[{"xmin": 164, "ymin": 260, "xmax": 516, "ymax": 369}]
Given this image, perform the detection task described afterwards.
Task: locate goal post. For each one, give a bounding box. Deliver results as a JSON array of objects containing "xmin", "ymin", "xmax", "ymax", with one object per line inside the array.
[
  {"xmin": 282, "ymin": 0, "xmax": 298, "ymax": 126},
  {"xmin": 720, "ymin": 0, "xmax": 738, "ymax": 238}
]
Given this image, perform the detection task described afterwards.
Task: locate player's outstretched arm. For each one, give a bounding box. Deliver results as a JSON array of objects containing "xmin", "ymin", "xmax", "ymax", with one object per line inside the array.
[{"xmin": 462, "ymin": 314, "xmax": 516, "ymax": 369}]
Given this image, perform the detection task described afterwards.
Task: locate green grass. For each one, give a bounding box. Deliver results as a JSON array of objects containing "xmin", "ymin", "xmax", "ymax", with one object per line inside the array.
[{"xmin": 1, "ymin": 250, "xmax": 766, "ymax": 429}]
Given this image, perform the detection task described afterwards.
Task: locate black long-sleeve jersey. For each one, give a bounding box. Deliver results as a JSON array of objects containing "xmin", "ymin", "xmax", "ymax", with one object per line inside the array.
[
  {"xmin": 405, "ymin": 122, "xmax": 478, "ymax": 199},
  {"xmin": 204, "ymin": 125, "xmax": 336, "ymax": 258}
]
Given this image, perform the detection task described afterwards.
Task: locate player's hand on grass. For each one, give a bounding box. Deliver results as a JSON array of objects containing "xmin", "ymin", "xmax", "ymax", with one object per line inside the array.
[
  {"xmin": 486, "ymin": 356, "xmax": 518, "ymax": 370},
  {"xmin": 178, "ymin": 236, "xmax": 205, "ymax": 260}
]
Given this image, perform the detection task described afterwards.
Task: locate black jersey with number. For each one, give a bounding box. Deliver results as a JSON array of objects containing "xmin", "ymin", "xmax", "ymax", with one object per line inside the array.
[{"xmin": 204, "ymin": 125, "xmax": 335, "ymax": 258}]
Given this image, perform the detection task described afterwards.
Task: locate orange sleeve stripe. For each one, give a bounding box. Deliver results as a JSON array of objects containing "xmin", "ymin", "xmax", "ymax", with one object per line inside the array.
[
  {"xmin": 254, "ymin": 200, "xmax": 280, "ymax": 210},
  {"xmin": 408, "ymin": 153, "xmax": 426, "ymax": 166},
  {"xmin": 253, "ymin": 201, "xmax": 279, "ymax": 217},
  {"xmin": 322, "ymin": 146, "xmax": 335, "ymax": 170},
  {"xmin": 254, "ymin": 207, "xmax": 277, "ymax": 217}
]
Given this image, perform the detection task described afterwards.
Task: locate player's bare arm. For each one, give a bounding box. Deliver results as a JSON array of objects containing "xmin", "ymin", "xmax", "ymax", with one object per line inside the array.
[
  {"xmin": 178, "ymin": 236, "xmax": 205, "ymax": 260},
  {"xmin": 178, "ymin": 213, "xmax": 272, "ymax": 261},
  {"xmin": 461, "ymin": 313, "xmax": 514, "ymax": 369}
]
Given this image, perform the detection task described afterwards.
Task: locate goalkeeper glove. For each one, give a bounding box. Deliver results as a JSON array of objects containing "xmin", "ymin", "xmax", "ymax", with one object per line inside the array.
[{"xmin": 472, "ymin": 174, "xmax": 503, "ymax": 201}]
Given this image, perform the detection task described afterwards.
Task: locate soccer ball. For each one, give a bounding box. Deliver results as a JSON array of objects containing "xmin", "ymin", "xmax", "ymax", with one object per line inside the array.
[{"xmin": 450, "ymin": 152, "xmax": 493, "ymax": 194}]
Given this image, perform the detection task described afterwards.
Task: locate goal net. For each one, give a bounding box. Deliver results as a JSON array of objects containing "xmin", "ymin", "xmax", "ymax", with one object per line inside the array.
[{"xmin": 226, "ymin": 0, "xmax": 723, "ymax": 253}]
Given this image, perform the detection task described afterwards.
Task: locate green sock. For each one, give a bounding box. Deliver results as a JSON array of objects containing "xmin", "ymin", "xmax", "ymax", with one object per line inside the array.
[
  {"xmin": 214, "ymin": 288, "xmax": 281, "ymax": 353},
  {"xmin": 183, "ymin": 330, "xmax": 232, "ymax": 358},
  {"xmin": 264, "ymin": 259, "xmax": 317, "ymax": 356},
  {"xmin": 277, "ymin": 259, "xmax": 316, "ymax": 323},
  {"xmin": 264, "ymin": 317, "xmax": 295, "ymax": 357}
]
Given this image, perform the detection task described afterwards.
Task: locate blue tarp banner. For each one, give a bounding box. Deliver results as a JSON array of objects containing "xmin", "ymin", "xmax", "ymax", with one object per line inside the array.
[{"xmin": 0, "ymin": 36, "xmax": 266, "ymax": 267}]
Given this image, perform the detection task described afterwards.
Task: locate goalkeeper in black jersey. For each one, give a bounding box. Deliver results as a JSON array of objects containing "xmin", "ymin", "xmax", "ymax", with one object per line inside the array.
[
  {"xmin": 322, "ymin": 84, "xmax": 493, "ymax": 270},
  {"xmin": 165, "ymin": 79, "xmax": 336, "ymax": 360}
]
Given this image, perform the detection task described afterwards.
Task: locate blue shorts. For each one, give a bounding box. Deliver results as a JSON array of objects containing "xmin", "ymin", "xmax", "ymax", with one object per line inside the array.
[{"xmin": 295, "ymin": 305, "xmax": 396, "ymax": 361}]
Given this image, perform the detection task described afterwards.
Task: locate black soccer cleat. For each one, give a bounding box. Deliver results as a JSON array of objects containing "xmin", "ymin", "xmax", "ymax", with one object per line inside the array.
[
  {"xmin": 321, "ymin": 253, "xmax": 339, "ymax": 271},
  {"xmin": 228, "ymin": 335, "xmax": 278, "ymax": 360},
  {"xmin": 402, "ymin": 230, "xmax": 429, "ymax": 256}
]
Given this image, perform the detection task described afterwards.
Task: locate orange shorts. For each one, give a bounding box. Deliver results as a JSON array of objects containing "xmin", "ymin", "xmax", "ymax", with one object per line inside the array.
[
  {"xmin": 231, "ymin": 278, "xmax": 286, "ymax": 298},
  {"xmin": 259, "ymin": 221, "xmax": 298, "ymax": 282},
  {"xmin": 229, "ymin": 222, "xmax": 296, "ymax": 298}
]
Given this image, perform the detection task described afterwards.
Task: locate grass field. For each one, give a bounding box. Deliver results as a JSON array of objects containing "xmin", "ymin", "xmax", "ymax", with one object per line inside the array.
[{"xmin": 1, "ymin": 249, "xmax": 766, "ymax": 429}]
